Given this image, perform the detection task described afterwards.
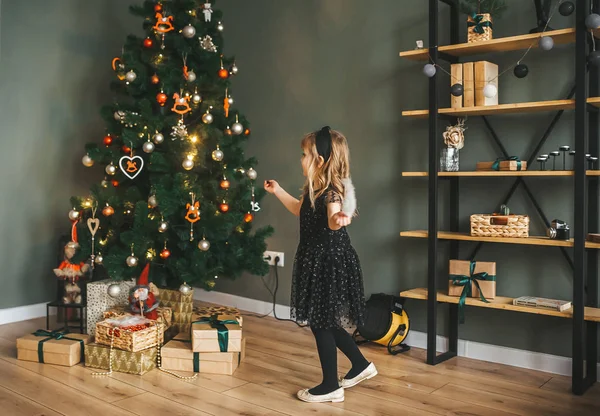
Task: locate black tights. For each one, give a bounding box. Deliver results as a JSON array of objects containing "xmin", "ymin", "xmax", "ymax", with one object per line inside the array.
[{"xmin": 309, "ymin": 326, "xmax": 370, "ymax": 395}]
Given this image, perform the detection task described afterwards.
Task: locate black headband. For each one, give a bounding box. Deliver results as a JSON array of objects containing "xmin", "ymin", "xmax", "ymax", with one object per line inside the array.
[{"xmin": 315, "ymin": 126, "xmax": 332, "ymax": 162}]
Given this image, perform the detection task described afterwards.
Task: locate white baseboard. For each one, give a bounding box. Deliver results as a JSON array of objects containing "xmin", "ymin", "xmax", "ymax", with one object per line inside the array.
[
  {"xmin": 0, "ymin": 302, "xmax": 56, "ymax": 326},
  {"xmin": 194, "ymin": 289, "xmax": 600, "ymax": 381}
]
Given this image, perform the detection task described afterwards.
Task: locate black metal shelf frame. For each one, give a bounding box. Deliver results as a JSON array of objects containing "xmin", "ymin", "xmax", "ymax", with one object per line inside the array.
[{"xmin": 421, "ymin": 0, "xmax": 598, "ymax": 395}]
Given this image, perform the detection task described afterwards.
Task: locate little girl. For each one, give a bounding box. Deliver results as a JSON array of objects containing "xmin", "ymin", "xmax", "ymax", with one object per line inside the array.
[{"xmin": 264, "ymin": 126, "xmax": 377, "ymax": 403}]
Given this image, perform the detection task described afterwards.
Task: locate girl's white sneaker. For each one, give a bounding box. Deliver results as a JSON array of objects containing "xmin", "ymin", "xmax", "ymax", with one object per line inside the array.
[
  {"xmin": 338, "ymin": 362, "xmax": 378, "ymax": 388},
  {"xmin": 296, "ymin": 387, "xmax": 345, "ymax": 403}
]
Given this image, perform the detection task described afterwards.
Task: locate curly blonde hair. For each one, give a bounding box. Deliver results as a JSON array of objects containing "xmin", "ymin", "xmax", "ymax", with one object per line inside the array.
[{"xmin": 301, "ymin": 128, "xmax": 350, "ymax": 208}]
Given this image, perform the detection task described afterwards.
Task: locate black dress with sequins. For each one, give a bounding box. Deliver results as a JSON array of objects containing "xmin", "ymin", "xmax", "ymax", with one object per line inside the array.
[{"xmin": 290, "ymin": 190, "xmax": 366, "ymax": 329}]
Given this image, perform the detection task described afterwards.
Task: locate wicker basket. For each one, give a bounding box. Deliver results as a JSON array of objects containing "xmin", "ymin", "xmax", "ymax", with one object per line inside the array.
[
  {"xmin": 470, "ymin": 214, "xmax": 529, "ymax": 238},
  {"xmin": 95, "ymin": 320, "xmax": 164, "ymax": 352},
  {"xmin": 467, "ymin": 13, "xmax": 493, "ymax": 43}
]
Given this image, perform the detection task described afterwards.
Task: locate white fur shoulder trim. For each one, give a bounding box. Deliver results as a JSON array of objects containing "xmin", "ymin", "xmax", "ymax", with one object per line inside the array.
[{"xmin": 341, "ymin": 177, "xmax": 357, "ymax": 216}]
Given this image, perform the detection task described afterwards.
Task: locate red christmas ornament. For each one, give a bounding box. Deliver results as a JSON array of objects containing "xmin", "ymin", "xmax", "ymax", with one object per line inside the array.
[
  {"xmin": 160, "ymin": 248, "xmax": 171, "ymax": 259},
  {"xmin": 244, "ymin": 212, "xmax": 254, "ymax": 223},
  {"xmin": 218, "ymin": 68, "xmax": 229, "ymax": 79},
  {"xmin": 225, "ymin": 127, "xmax": 232, "ymax": 136},
  {"xmin": 219, "ymin": 201, "xmax": 229, "ymax": 213},
  {"xmin": 122, "ymin": 144, "xmax": 131, "ymax": 153},
  {"xmin": 103, "ymin": 135, "xmax": 113, "ymax": 146},
  {"xmin": 157, "ymin": 92, "xmax": 168, "ymax": 106},
  {"xmin": 143, "ymin": 38, "xmax": 154, "ymax": 48},
  {"xmin": 112, "ymin": 180, "xmax": 120, "ymax": 187},
  {"xmin": 151, "ymin": 74, "xmax": 160, "ymax": 84},
  {"xmin": 244, "ymin": 128, "xmax": 251, "ymax": 136},
  {"xmin": 220, "ymin": 179, "xmax": 230, "ymax": 190},
  {"xmin": 154, "ymin": 3, "xmax": 163, "ymax": 12}
]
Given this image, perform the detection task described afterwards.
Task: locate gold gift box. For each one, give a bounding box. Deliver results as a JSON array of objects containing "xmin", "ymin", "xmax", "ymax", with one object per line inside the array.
[
  {"xmin": 160, "ymin": 333, "xmax": 246, "ymax": 375},
  {"xmin": 17, "ymin": 332, "xmax": 90, "ymax": 367},
  {"xmin": 194, "ymin": 305, "xmax": 243, "ymax": 326},
  {"xmin": 84, "ymin": 343, "xmax": 157, "ymax": 375},
  {"xmin": 158, "ymin": 288, "xmax": 194, "ymax": 333},
  {"xmin": 191, "ymin": 314, "xmax": 242, "ymax": 352}
]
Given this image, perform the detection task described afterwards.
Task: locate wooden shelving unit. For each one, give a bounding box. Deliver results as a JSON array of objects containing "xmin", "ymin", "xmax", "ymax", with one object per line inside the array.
[
  {"xmin": 400, "ymin": 288, "xmax": 600, "ymax": 323},
  {"xmin": 398, "ymin": 0, "xmax": 598, "ymax": 395},
  {"xmin": 399, "ymin": 230, "xmax": 600, "ymax": 249},
  {"xmin": 402, "ymin": 98, "xmax": 600, "ymax": 118}
]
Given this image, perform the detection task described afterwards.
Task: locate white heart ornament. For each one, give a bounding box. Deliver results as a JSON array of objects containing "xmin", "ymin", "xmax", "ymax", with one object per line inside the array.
[
  {"xmin": 87, "ymin": 218, "xmax": 100, "ymax": 236},
  {"xmin": 119, "ymin": 155, "xmax": 144, "ymax": 179}
]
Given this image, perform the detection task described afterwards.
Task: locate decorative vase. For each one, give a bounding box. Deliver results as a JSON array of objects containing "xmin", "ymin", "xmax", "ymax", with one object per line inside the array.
[
  {"xmin": 440, "ymin": 148, "xmax": 460, "ymax": 172},
  {"xmin": 467, "ymin": 13, "xmax": 493, "ymax": 43}
]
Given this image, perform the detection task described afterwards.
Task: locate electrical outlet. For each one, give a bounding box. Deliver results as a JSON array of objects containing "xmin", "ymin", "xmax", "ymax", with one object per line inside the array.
[{"xmin": 264, "ymin": 250, "xmax": 285, "ymax": 267}]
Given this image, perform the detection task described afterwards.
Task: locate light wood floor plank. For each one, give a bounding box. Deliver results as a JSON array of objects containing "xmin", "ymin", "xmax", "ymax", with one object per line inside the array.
[
  {"xmin": 0, "ymin": 385, "xmax": 63, "ymax": 416},
  {"xmin": 114, "ymin": 392, "xmax": 212, "ymax": 416}
]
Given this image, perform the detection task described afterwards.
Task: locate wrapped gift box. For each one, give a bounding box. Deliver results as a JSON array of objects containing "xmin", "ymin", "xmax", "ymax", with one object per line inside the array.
[
  {"xmin": 86, "ymin": 279, "xmax": 135, "ymax": 336},
  {"xmin": 448, "ymin": 260, "xmax": 496, "ymax": 299},
  {"xmin": 193, "ymin": 305, "xmax": 243, "ymax": 326},
  {"xmin": 95, "ymin": 315, "xmax": 164, "ymax": 352},
  {"xmin": 476, "ymin": 160, "xmax": 527, "ymax": 171},
  {"xmin": 103, "ymin": 306, "xmax": 173, "ymax": 331},
  {"xmin": 158, "ymin": 288, "xmax": 194, "ymax": 333},
  {"xmin": 17, "ymin": 331, "xmax": 90, "ymax": 367},
  {"xmin": 85, "ymin": 343, "xmax": 156, "ymax": 375},
  {"xmin": 161, "ymin": 333, "xmax": 246, "ymax": 375},
  {"xmin": 191, "ymin": 315, "xmax": 242, "ymax": 352}
]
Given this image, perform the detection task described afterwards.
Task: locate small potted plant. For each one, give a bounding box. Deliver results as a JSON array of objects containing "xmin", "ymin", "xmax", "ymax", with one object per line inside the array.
[
  {"xmin": 460, "ymin": 0, "xmax": 507, "ymax": 43},
  {"xmin": 440, "ymin": 119, "xmax": 466, "ymax": 172}
]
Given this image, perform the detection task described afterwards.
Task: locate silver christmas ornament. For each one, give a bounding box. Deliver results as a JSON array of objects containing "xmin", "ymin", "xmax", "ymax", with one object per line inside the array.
[
  {"xmin": 423, "ymin": 64, "xmax": 436, "ymax": 77},
  {"xmin": 125, "ymin": 70, "xmax": 137, "ymax": 83},
  {"xmin": 126, "ymin": 254, "xmax": 139, "ymax": 267},
  {"xmin": 82, "ymin": 154, "xmax": 94, "ymax": 167},
  {"xmin": 247, "ymin": 167, "xmax": 257, "ymax": 180},
  {"xmin": 105, "ymin": 163, "xmax": 117, "ymax": 176},
  {"xmin": 95, "ymin": 253, "xmax": 103, "ymax": 264},
  {"xmin": 217, "ymin": 21, "xmax": 224, "ymax": 31},
  {"xmin": 227, "ymin": 97, "xmax": 234, "ymax": 105},
  {"xmin": 202, "ymin": 111, "xmax": 214, "ymax": 124},
  {"xmin": 231, "ymin": 122, "xmax": 243, "ymax": 135},
  {"xmin": 153, "ymin": 132, "xmax": 164, "ymax": 144},
  {"xmin": 182, "ymin": 25, "xmax": 196, "ymax": 38},
  {"xmin": 186, "ymin": 71, "xmax": 197, "ymax": 82},
  {"xmin": 101, "ymin": 179, "xmax": 109, "ymax": 188},
  {"xmin": 107, "ymin": 283, "xmax": 121, "ymax": 298},
  {"xmin": 158, "ymin": 221, "xmax": 169, "ymax": 233},
  {"xmin": 198, "ymin": 238, "xmax": 210, "ymax": 251},
  {"xmin": 143, "ymin": 141, "xmax": 155, "ymax": 153},
  {"xmin": 148, "ymin": 195, "xmax": 158, "ymax": 208},
  {"xmin": 114, "ymin": 110, "xmax": 126, "ymax": 121},
  {"xmin": 231, "ymin": 63, "xmax": 238, "ymax": 74},
  {"xmin": 212, "ymin": 148, "xmax": 224, "ymax": 161},
  {"xmin": 192, "ymin": 93, "xmax": 202, "ymax": 104},
  {"xmin": 182, "ymin": 158, "xmax": 194, "ymax": 170},
  {"xmin": 68, "ymin": 209, "xmax": 80, "ymax": 221},
  {"xmin": 179, "ymin": 282, "xmax": 192, "ymax": 295}
]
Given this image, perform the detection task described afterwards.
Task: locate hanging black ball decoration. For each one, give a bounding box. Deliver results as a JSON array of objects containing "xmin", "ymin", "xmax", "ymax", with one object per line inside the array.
[
  {"xmin": 589, "ymin": 50, "xmax": 600, "ymax": 67},
  {"xmin": 514, "ymin": 64, "xmax": 529, "ymax": 78},
  {"xmin": 559, "ymin": 1, "xmax": 575, "ymax": 17},
  {"xmin": 450, "ymin": 83, "xmax": 464, "ymax": 97}
]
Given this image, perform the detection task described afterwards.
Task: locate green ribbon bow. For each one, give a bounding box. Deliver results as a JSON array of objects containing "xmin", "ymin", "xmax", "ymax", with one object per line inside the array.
[
  {"xmin": 449, "ymin": 261, "xmax": 496, "ymax": 324},
  {"xmin": 32, "ymin": 329, "xmax": 85, "ymax": 364},
  {"xmin": 468, "ymin": 14, "xmax": 493, "ymax": 34},
  {"xmin": 492, "ymin": 156, "xmax": 522, "ymax": 171},
  {"xmin": 173, "ymin": 338, "xmax": 200, "ymax": 372},
  {"xmin": 193, "ymin": 314, "xmax": 239, "ymax": 352}
]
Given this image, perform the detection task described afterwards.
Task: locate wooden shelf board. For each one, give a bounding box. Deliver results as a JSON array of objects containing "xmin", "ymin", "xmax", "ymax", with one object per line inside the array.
[
  {"xmin": 399, "ymin": 288, "xmax": 600, "ymax": 323},
  {"xmin": 401, "ymin": 171, "xmax": 576, "ymax": 177},
  {"xmin": 399, "ymin": 230, "xmax": 600, "ymax": 249},
  {"xmin": 399, "ymin": 28, "xmax": 576, "ymax": 62},
  {"xmin": 588, "ymin": 97, "xmax": 600, "ymax": 108}
]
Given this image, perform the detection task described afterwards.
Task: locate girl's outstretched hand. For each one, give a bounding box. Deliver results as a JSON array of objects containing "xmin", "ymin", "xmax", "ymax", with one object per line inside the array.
[
  {"xmin": 264, "ymin": 180, "xmax": 280, "ymax": 194},
  {"xmin": 333, "ymin": 212, "xmax": 352, "ymax": 227}
]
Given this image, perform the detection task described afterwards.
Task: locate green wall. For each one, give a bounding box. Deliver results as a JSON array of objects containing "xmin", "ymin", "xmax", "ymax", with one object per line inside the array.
[{"xmin": 0, "ymin": 0, "xmax": 597, "ymax": 360}]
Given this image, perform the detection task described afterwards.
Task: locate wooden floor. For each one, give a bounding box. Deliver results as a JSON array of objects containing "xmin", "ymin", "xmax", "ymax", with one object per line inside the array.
[{"xmin": 1, "ymin": 309, "xmax": 599, "ymax": 416}]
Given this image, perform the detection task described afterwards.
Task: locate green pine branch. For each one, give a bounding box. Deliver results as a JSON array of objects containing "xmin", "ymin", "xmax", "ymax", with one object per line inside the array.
[{"xmin": 460, "ymin": 0, "xmax": 507, "ymax": 18}]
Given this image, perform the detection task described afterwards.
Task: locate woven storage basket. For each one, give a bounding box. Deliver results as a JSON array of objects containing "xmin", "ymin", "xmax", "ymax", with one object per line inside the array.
[
  {"xmin": 95, "ymin": 320, "xmax": 164, "ymax": 352},
  {"xmin": 467, "ymin": 13, "xmax": 493, "ymax": 43},
  {"xmin": 470, "ymin": 214, "xmax": 529, "ymax": 238}
]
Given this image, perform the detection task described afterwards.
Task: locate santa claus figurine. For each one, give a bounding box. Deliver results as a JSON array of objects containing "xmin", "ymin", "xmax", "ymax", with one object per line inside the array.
[{"xmin": 128, "ymin": 263, "xmax": 160, "ymax": 320}]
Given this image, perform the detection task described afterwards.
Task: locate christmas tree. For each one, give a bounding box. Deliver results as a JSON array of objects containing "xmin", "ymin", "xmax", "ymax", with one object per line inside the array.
[{"xmin": 66, "ymin": 0, "xmax": 273, "ymax": 291}]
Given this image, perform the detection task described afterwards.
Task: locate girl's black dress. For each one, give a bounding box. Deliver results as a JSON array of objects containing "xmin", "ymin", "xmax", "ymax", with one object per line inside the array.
[{"xmin": 290, "ymin": 190, "xmax": 366, "ymax": 329}]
